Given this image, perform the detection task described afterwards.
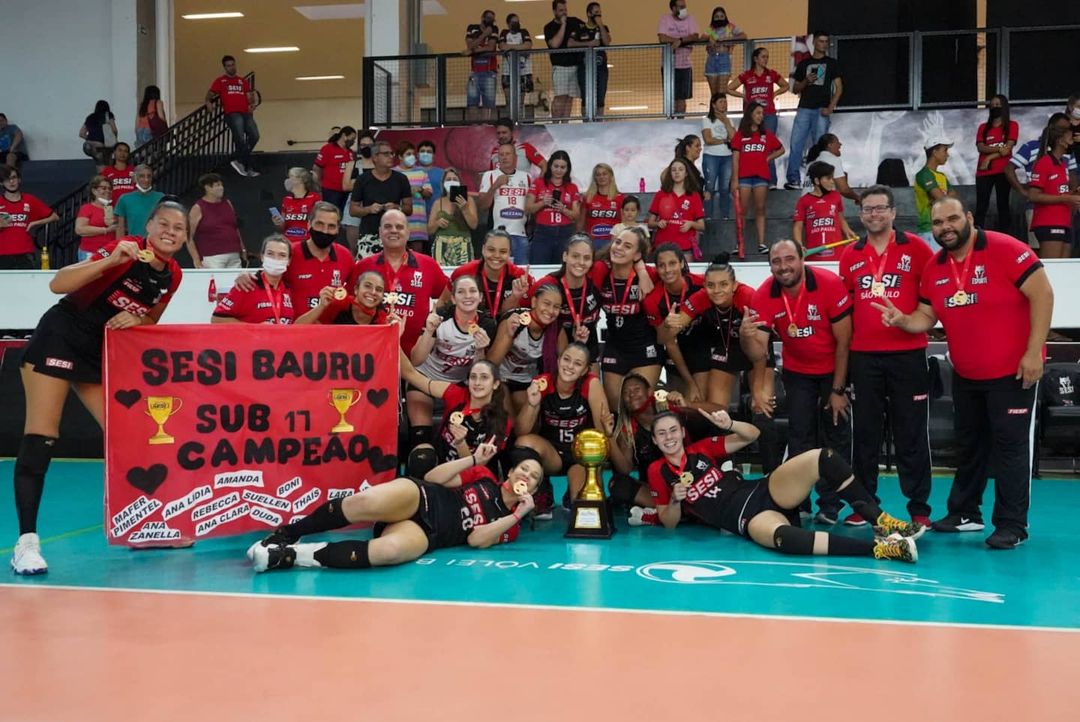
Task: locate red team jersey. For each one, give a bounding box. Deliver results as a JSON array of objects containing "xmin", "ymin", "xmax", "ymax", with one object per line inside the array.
[
  {"xmin": 352, "ymin": 250, "xmax": 449, "ymax": 353},
  {"xmin": 450, "ymin": 466, "xmax": 520, "ymax": 544},
  {"xmin": 918, "ymin": 230, "xmax": 1044, "ymax": 380},
  {"xmin": 793, "ymin": 191, "xmax": 846, "ymax": 258},
  {"xmin": 646, "ymin": 435, "xmax": 731, "ymax": 507},
  {"xmin": 212, "ymin": 273, "xmax": 296, "ymax": 324},
  {"xmin": 750, "ymin": 266, "xmax": 852, "ymax": 376},
  {"xmin": 66, "ymin": 238, "xmax": 182, "ymax": 325},
  {"xmin": 314, "ymin": 144, "xmax": 355, "ymax": 192},
  {"xmin": 450, "ymin": 260, "xmax": 532, "ymax": 316},
  {"xmin": 648, "ymin": 191, "xmax": 705, "ymax": 252},
  {"xmin": 1028, "ymin": 154, "xmax": 1074, "ymax": 228},
  {"xmin": 582, "ymin": 193, "xmax": 624, "ymax": 243},
  {"xmin": 436, "ymin": 383, "xmax": 513, "ymax": 463},
  {"xmin": 280, "ymin": 192, "xmax": 321, "ymax": 241},
  {"xmin": 738, "ymin": 68, "xmax": 782, "ymax": 114},
  {"xmin": 975, "ymin": 121, "xmax": 1019, "ymax": 176},
  {"xmin": 209, "ymin": 74, "xmax": 252, "ymax": 115},
  {"xmin": 102, "ymin": 166, "xmax": 137, "ymax": 203},
  {"xmin": 284, "ymin": 241, "xmax": 354, "ymax": 313},
  {"xmin": 530, "ymin": 179, "xmax": 580, "ymax": 226},
  {"xmin": 732, "ymin": 130, "xmax": 782, "ymax": 180},
  {"xmin": 488, "ymin": 142, "xmax": 546, "ymax": 174},
  {"xmin": 838, "ymin": 233, "xmax": 934, "ymax": 353},
  {"xmin": 0, "ymin": 193, "xmax": 53, "ymax": 255},
  {"xmin": 76, "ymin": 202, "xmax": 116, "ymax": 251}
]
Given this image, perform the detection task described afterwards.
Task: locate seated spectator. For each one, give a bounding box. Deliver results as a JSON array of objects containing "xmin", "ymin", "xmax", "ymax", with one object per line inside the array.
[
  {"xmin": 134, "ymin": 85, "xmax": 169, "ymax": 148},
  {"xmin": 114, "ymin": 164, "xmax": 164, "ymax": 239},
  {"xmin": 275, "ymin": 167, "xmax": 321, "ymax": 242},
  {"xmin": 465, "ymin": 10, "xmax": 500, "ymax": 122},
  {"xmin": 526, "ymin": 150, "xmax": 581, "ymax": 264},
  {"xmin": 805, "ymin": 133, "xmax": 859, "ymax": 203},
  {"xmin": 579, "ymin": 163, "xmax": 623, "ymax": 247},
  {"xmin": 701, "ymin": 92, "xmax": 736, "ymax": 219},
  {"xmin": 187, "ymin": 173, "xmax": 246, "ymax": 268},
  {"xmin": 657, "ymin": 0, "xmax": 700, "ymax": 116},
  {"xmin": 792, "ymin": 161, "xmax": 855, "ymax": 260},
  {"xmin": 914, "ymin": 136, "xmax": 956, "ymax": 246},
  {"xmin": 101, "ymin": 142, "xmax": 136, "ymax": 203},
  {"xmin": 79, "ymin": 100, "xmax": 118, "ymax": 167},
  {"xmin": 499, "ymin": 14, "xmax": 535, "ymax": 115},
  {"xmin": 731, "ymin": 101, "xmax": 785, "ymax": 253},
  {"xmin": 0, "ymin": 165, "xmax": 57, "ymax": 270},
  {"xmin": 1005, "ymin": 113, "xmax": 1077, "ymax": 254},
  {"xmin": 428, "ymin": 168, "xmax": 479, "ymax": 266},
  {"xmin": 417, "ymin": 139, "xmax": 444, "ymax": 214},
  {"xmin": 0, "ymin": 114, "xmax": 27, "ymax": 167},
  {"xmin": 610, "ymin": 195, "xmax": 650, "ymax": 242},
  {"xmin": 648, "ymin": 158, "xmax": 706, "ymax": 261},
  {"xmin": 394, "ymin": 141, "xmax": 433, "ymax": 253},
  {"xmin": 74, "ymin": 175, "xmax": 117, "ymax": 261},
  {"xmin": 702, "ymin": 6, "xmax": 745, "ymax": 95},
  {"xmin": 727, "ymin": 47, "xmax": 789, "ymax": 186},
  {"xmin": 212, "ymin": 235, "xmax": 298, "ymax": 325},
  {"xmin": 974, "ymin": 94, "xmax": 1019, "ymax": 232}
]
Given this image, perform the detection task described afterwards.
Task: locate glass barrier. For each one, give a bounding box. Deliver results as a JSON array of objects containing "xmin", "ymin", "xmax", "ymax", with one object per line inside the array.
[{"xmin": 917, "ymin": 29, "xmax": 998, "ymax": 108}]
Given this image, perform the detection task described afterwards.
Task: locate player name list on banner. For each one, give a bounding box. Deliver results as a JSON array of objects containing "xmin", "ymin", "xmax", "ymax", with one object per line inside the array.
[{"xmin": 103, "ymin": 324, "xmax": 399, "ymax": 547}]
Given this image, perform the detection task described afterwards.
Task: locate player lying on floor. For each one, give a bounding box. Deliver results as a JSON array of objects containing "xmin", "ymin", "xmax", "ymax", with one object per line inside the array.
[
  {"xmin": 247, "ymin": 443, "xmax": 542, "ymax": 572},
  {"xmin": 646, "ymin": 409, "xmax": 924, "ymax": 562}
]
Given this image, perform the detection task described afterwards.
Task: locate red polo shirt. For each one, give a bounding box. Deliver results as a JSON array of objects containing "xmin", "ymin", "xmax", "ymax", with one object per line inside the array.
[
  {"xmin": 209, "ymin": 74, "xmax": 252, "ymax": 115},
  {"xmin": 838, "ymin": 232, "xmax": 934, "ymax": 353},
  {"xmin": 213, "ymin": 272, "xmax": 296, "ymax": 324},
  {"xmin": 0, "ymin": 192, "xmax": 52, "ymax": 256},
  {"xmin": 314, "ymin": 144, "xmax": 355, "ymax": 192},
  {"xmin": 284, "ymin": 240, "xmax": 354, "ymax": 313},
  {"xmin": 352, "ymin": 249, "xmax": 449, "ymax": 352},
  {"xmin": 1028, "ymin": 154, "xmax": 1074, "ymax": 228},
  {"xmin": 750, "ymin": 266, "xmax": 851, "ymax": 376},
  {"xmin": 918, "ymin": 230, "xmax": 1044, "ymax": 380}
]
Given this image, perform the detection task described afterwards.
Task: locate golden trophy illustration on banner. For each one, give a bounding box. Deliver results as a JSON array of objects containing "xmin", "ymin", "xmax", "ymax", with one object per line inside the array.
[
  {"xmin": 565, "ymin": 428, "xmax": 615, "ymax": 539},
  {"xmin": 328, "ymin": 388, "xmax": 362, "ymax": 434},
  {"xmin": 145, "ymin": 396, "xmax": 182, "ymax": 445}
]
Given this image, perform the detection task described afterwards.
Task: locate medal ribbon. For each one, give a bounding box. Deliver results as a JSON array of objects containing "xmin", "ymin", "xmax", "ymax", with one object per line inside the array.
[
  {"xmin": 947, "ymin": 247, "xmax": 975, "ymax": 296},
  {"xmin": 562, "ymin": 275, "xmax": 589, "ymax": 329},
  {"xmin": 866, "ymin": 231, "xmax": 894, "ymax": 287},
  {"xmin": 780, "ymin": 282, "xmax": 807, "ymax": 330},
  {"xmin": 263, "ymin": 277, "xmax": 283, "ymax": 324},
  {"xmin": 482, "ymin": 266, "xmax": 507, "ymax": 315}
]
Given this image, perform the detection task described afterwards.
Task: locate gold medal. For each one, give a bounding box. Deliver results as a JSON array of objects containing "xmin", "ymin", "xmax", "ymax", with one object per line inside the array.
[
  {"xmin": 449, "ymin": 411, "xmax": 464, "ymax": 425},
  {"xmin": 333, "ymin": 287, "xmax": 347, "ymax": 301},
  {"xmin": 787, "ymin": 323, "xmax": 799, "ymax": 338},
  {"xmin": 385, "ymin": 292, "xmax": 399, "ymax": 306},
  {"xmin": 468, "ymin": 322, "xmax": 480, "ymax": 335},
  {"xmin": 654, "ymin": 389, "xmax": 669, "ymax": 404},
  {"xmin": 870, "ymin": 281, "xmax": 885, "ymax": 297},
  {"xmin": 137, "ymin": 249, "xmax": 155, "ymax": 263},
  {"xmin": 679, "ymin": 471, "xmax": 694, "ymax": 486},
  {"xmin": 519, "ymin": 311, "xmax": 532, "ymax": 326},
  {"xmin": 951, "ymin": 290, "xmax": 968, "ymax": 306},
  {"xmin": 535, "ymin": 376, "xmax": 548, "ymax": 391},
  {"xmin": 512, "ymin": 480, "xmax": 528, "ymax": 496}
]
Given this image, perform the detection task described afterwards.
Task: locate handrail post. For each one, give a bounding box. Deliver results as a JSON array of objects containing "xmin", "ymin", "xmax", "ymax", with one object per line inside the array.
[
  {"xmin": 435, "ymin": 55, "xmax": 447, "ymax": 126},
  {"xmin": 507, "ymin": 50, "xmax": 521, "ymax": 124},
  {"xmin": 911, "ymin": 32, "xmax": 921, "ymax": 111},
  {"xmin": 662, "ymin": 44, "xmax": 674, "ymax": 118},
  {"xmin": 584, "ymin": 48, "xmax": 596, "ymax": 122}
]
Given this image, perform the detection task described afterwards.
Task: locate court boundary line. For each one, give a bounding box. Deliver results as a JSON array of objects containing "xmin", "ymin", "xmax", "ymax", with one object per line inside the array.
[{"xmin": 2, "ymin": 582, "xmax": 1078, "ymax": 635}]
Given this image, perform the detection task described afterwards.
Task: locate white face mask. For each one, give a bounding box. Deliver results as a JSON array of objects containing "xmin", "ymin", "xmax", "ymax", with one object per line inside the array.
[
  {"xmin": 262, "ymin": 257, "xmax": 288, "ymax": 276},
  {"xmin": 678, "ymin": 7, "xmax": 688, "ymax": 19},
  {"xmin": 1071, "ymin": 107, "xmax": 1080, "ymax": 120},
  {"xmin": 136, "ymin": 183, "xmax": 152, "ymax": 193},
  {"xmin": 444, "ymin": 180, "xmax": 461, "ymax": 194},
  {"xmin": 284, "ymin": 178, "xmax": 295, "ymax": 193}
]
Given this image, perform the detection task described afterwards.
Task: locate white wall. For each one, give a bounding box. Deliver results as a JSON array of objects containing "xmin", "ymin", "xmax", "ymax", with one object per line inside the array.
[{"xmin": 5, "ymin": 0, "xmax": 140, "ymax": 160}]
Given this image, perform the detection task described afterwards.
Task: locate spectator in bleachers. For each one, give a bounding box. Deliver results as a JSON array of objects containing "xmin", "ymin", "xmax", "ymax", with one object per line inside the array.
[
  {"xmin": 79, "ymin": 100, "xmax": 118, "ymax": 168},
  {"xmin": 974, "ymin": 94, "xmax": 1018, "ymax": 233},
  {"xmin": 526, "ymin": 150, "xmax": 581, "ymax": 264},
  {"xmin": 610, "ymin": 195, "xmax": 650, "ymax": 241},
  {"xmin": 580, "ymin": 162, "xmax": 623, "ymax": 247},
  {"xmin": 785, "ymin": 31, "xmax": 842, "ymax": 190},
  {"xmin": 648, "ymin": 158, "xmax": 705, "ymax": 261},
  {"xmin": 545, "ymin": 0, "xmax": 586, "ymax": 120},
  {"xmin": 657, "ymin": 0, "xmax": 700, "ymax": 116},
  {"xmin": 465, "ymin": 10, "xmax": 500, "ymax": 122},
  {"xmin": 702, "ymin": 6, "xmax": 745, "ymax": 96},
  {"xmin": 187, "ymin": 173, "xmax": 246, "ymax": 269},
  {"xmin": 393, "ymin": 141, "xmax": 433, "ymax": 253},
  {"xmin": 114, "ymin": 164, "xmax": 163, "ymax": 240},
  {"xmin": 573, "ymin": 3, "xmax": 612, "ymax": 118},
  {"xmin": 0, "ymin": 114, "xmax": 27, "ymax": 167},
  {"xmin": 340, "ymin": 130, "xmax": 376, "ymax": 255},
  {"xmin": 348, "ymin": 139, "xmax": 414, "ymax": 258},
  {"xmin": 792, "ymin": 161, "xmax": 854, "ymax": 260},
  {"xmin": 732, "ymin": 101, "xmax": 785, "ymax": 253},
  {"xmin": 673, "ymin": 134, "xmax": 705, "ymax": 201},
  {"xmin": 478, "ymin": 142, "xmax": 531, "ymax": 263},
  {"xmin": 701, "ymin": 92, "xmax": 735, "ymax": 219},
  {"xmin": 417, "ymin": 139, "xmax": 444, "ymax": 215},
  {"xmin": 274, "ymin": 167, "xmax": 321, "ymax": 243},
  {"xmin": 727, "ymin": 47, "xmax": 788, "ymax": 186},
  {"xmin": 428, "ymin": 168, "xmax": 478, "ymax": 266},
  {"xmin": 489, "ymin": 118, "xmax": 547, "ymax": 177},
  {"xmin": 134, "ymin": 85, "xmax": 168, "ymax": 148},
  {"xmin": 101, "ymin": 142, "xmax": 135, "ymax": 204},
  {"xmin": 205, "ymin": 54, "xmax": 260, "ymax": 177},
  {"xmin": 499, "ymin": 14, "xmax": 535, "ymax": 116},
  {"xmin": 913, "ymin": 136, "xmax": 955, "ymax": 246},
  {"xmin": 1027, "ymin": 124, "xmax": 1080, "ymax": 259},
  {"xmin": 804, "ymin": 134, "xmax": 859, "ymax": 203},
  {"xmin": 0, "ymin": 165, "xmax": 57, "ymax": 270},
  {"xmin": 313, "ymin": 126, "xmax": 357, "ymax": 214},
  {"xmin": 1005, "ymin": 113, "xmax": 1076, "ymax": 255},
  {"xmin": 74, "ymin": 176, "xmax": 117, "ymax": 261}
]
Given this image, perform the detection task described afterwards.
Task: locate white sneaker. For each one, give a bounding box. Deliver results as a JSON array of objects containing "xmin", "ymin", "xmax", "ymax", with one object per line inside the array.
[
  {"xmin": 245, "ymin": 168, "xmax": 261, "ymax": 177},
  {"xmin": 11, "ymin": 533, "xmax": 48, "ymax": 575},
  {"xmin": 230, "ymin": 159, "xmax": 247, "ymax": 176}
]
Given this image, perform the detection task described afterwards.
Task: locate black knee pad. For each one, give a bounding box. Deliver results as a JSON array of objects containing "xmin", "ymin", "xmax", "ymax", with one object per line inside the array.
[
  {"xmin": 16, "ymin": 434, "xmax": 58, "ymax": 476},
  {"xmin": 607, "ymin": 473, "xmax": 644, "ymax": 506},
  {"xmin": 408, "ymin": 425, "xmax": 433, "ymax": 447},
  {"xmin": 773, "ymin": 524, "xmax": 815, "ymax": 555},
  {"xmin": 407, "ymin": 446, "xmax": 438, "ymax": 478},
  {"xmin": 817, "ymin": 447, "xmax": 853, "ymax": 493}
]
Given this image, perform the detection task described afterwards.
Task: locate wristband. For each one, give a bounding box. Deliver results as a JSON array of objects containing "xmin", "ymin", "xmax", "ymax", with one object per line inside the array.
[
  {"xmin": 471, "ymin": 453, "xmax": 477, "ymax": 466},
  {"xmin": 511, "ymin": 509, "xmax": 521, "ymax": 522}
]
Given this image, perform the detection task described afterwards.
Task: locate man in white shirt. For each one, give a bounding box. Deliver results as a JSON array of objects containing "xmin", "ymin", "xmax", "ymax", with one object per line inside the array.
[{"xmin": 478, "ymin": 142, "xmax": 532, "ymax": 263}]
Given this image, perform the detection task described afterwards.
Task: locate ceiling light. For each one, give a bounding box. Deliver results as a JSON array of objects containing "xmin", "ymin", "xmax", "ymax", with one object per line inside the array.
[
  {"xmin": 609, "ymin": 105, "xmax": 649, "ymax": 111},
  {"xmin": 182, "ymin": 12, "xmax": 244, "ymax": 20},
  {"xmin": 534, "ymin": 34, "xmax": 545, "ymax": 40},
  {"xmin": 294, "ymin": 4, "xmax": 365, "ymax": 20},
  {"xmin": 296, "ymin": 75, "xmax": 346, "ymax": 81},
  {"xmin": 244, "ymin": 46, "xmax": 301, "ymax": 53},
  {"xmin": 607, "ymin": 64, "xmax": 614, "ymax": 68}
]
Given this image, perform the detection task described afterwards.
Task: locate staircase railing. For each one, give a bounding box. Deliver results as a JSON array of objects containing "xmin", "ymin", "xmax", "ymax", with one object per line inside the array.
[{"xmin": 41, "ymin": 73, "xmax": 257, "ymax": 268}]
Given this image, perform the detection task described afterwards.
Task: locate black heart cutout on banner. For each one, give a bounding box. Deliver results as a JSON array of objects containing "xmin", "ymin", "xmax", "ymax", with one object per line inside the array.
[
  {"xmin": 127, "ymin": 464, "xmax": 168, "ymax": 495},
  {"xmin": 368, "ymin": 447, "xmax": 399, "ymax": 473},
  {"xmin": 114, "ymin": 389, "xmax": 142, "ymax": 409},
  {"xmin": 366, "ymin": 388, "xmax": 390, "ymax": 408}
]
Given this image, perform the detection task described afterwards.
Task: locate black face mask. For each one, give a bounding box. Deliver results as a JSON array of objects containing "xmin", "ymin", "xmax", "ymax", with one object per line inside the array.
[
  {"xmin": 510, "ymin": 22, "xmax": 520, "ymax": 31},
  {"xmin": 358, "ymin": 145, "xmax": 373, "ymax": 159},
  {"xmin": 989, "ymin": 107, "xmax": 1003, "ymax": 119},
  {"xmin": 482, "ymin": 18, "xmax": 494, "ymax": 27},
  {"xmin": 712, "ymin": 18, "xmax": 728, "ymax": 27},
  {"xmin": 309, "ymin": 229, "xmax": 336, "ymax": 249}
]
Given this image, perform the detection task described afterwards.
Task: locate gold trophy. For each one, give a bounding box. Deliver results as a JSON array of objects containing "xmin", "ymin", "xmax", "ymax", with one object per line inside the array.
[
  {"xmin": 328, "ymin": 388, "xmax": 361, "ymax": 433},
  {"xmin": 565, "ymin": 428, "xmax": 615, "ymax": 539},
  {"xmin": 145, "ymin": 396, "xmax": 182, "ymax": 445}
]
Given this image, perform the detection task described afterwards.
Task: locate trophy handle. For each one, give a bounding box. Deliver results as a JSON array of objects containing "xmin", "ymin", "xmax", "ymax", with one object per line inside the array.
[
  {"xmin": 171, "ymin": 398, "xmax": 183, "ymax": 414},
  {"xmin": 350, "ymin": 389, "xmax": 362, "ymax": 406}
]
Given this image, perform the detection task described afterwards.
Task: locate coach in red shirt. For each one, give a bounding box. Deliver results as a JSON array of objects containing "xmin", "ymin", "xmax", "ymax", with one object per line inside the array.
[
  {"xmin": 876, "ymin": 196, "xmax": 1053, "ymax": 549},
  {"xmin": 741, "ymin": 238, "xmax": 852, "ymax": 523},
  {"xmin": 206, "ymin": 54, "xmax": 260, "ymax": 177},
  {"xmin": 838, "ymin": 185, "xmax": 935, "ymax": 528}
]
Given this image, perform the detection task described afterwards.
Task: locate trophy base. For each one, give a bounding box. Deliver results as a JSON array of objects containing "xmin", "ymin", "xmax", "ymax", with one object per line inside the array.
[
  {"xmin": 565, "ymin": 499, "xmax": 615, "ymax": 539},
  {"xmin": 148, "ymin": 433, "xmax": 175, "ymax": 445},
  {"xmin": 330, "ymin": 422, "xmax": 355, "ymax": 434}
]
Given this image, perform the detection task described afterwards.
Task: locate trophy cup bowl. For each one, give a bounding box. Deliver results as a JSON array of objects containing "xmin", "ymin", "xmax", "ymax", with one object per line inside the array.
[
  {"xmin": 566, "ymin": 428, "xmax": 614, "ymax": 538},
  {"xmin": 329, "ymin": 389, "xmax": 361, "ymax": 434},
  {"xmin": 145, "ymin": 396, "xmax": 182, "ymax": 445}
]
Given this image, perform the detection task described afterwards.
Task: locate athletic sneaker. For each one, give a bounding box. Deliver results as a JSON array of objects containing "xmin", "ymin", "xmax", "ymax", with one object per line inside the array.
[
  {"xmin": 911, "ymin": 514, "xmax": 932, "ymax": 528},
  {"xmin": 254, "ymin": 527, "xmax": 299, "ymax": 549},
  {"xmin": 628, "ymin": 506, "xmax": 659, "ymax": 527},
  {"xmin": 873, "ymin": 533, "xmax": 917, "ymax": 563},
  {"xmin": 248, "ymin": 542, "xmax": 296, "ymax": 572},
  {"xmin": 843, "ymin": 512, "xmax": 867, "ymax": 527},
  {"xmin": 985, "ymin": 528, "xmax": 1025, "ymax": 550},
  {"xmin": 814, "ymin": 510, "xmax": 838, "ymax": 525},
  {"xmin": 756, "ymin": 243, "xmax": 768, "ymax": 254},
  {"xmin": 931, "ymin": 513, "xmax": 985, "ymax": 533},
  {"xmin": 230, "ymin": 159, "xmax": 247, "ymax": 176},
  {"xmin": 783, "ymin": 182, "xmax": 802, "ymax": 190},
  {"xmin": 872, "ymin": 512, "xmax": 926, "ymax": 540},
  {"xmin": 245, "ymin": 168, "xmax": 261, "ymax": 178},
  {"xmin": 10, "ymin": 533, "xmax": 48, "ymax": 575}
]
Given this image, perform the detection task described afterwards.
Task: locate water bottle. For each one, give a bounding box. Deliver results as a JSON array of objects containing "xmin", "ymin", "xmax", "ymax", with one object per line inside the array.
[
  {"xmin": 638, "ymin": 177, "xmax": 646, "ymax": 193},
  {"xmin": 40, "ymin": 246, "xmax": 50, "ymax": 270}
]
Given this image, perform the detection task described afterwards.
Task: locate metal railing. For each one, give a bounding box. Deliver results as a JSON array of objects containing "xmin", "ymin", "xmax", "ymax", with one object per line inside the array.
[
  {"xmin": 42, "ymin": 73, "xmax": 258, "ymax": 269},
  {"xmin": 364, "ymin": 25, "xmax": 1077, "ymax": 128}
]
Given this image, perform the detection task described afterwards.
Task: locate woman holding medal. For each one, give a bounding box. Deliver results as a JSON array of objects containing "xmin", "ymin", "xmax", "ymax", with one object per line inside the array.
[
  {"xmin": 449, "ymin": 230, "xmax": 532, "ymax": 318},
  {"xmin": 488, "ymin": 283, "xmax": 563, "ymax": 413},
  {"xmin": 530, "ymin": 234, "xmax": 601, "ymax": 372},
  {"xmin": 248, "ymin": 441, "xmax": 543, "ymax": 572},
  {"xmin": 646, "ymin": 410, "xmax": 922, "ymax": 562},
  {"xmin": 211, "ymin": 234, "xmax": 297, "ymax": 325},
  {"xmin": 302, "ymin": 270, "xmax": 400, "ymax": 327},
  {"xmin": 10, "ymin": 200, "xmax": 188, "ymax": 574}
]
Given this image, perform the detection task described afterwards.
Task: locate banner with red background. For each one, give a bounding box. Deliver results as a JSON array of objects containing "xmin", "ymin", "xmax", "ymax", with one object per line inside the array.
[{"xmin": 103, "ymin": 324, "xmax": 399, "ymax": 546}]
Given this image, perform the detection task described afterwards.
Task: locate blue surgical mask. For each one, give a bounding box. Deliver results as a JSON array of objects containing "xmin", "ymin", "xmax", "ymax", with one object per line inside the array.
[
  {"xmin": 401, "ymin": 154, "xmax": 417, "ymax": 168},
  {"xmin": 418, "ymin": 151, "xmax": 434, "ymax": 165}
]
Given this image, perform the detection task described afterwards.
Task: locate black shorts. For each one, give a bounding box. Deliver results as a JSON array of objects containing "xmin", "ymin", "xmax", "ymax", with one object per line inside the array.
[
  {"xmin": 600, "ymin": 339, "xmax": 663, "ymax": 375},
  {"xmin": 710, "ymin": 339, "xmax": 776, "ymax": 374},
  {"xmin": 505, "ymin": 378, "xmax": 532, "ymax": 393},
  {"xmin": 373, "ymin": 478, "xmax": 466, "ymax": 552},
  {"xmin": 674, "ymin": 68, "xmax": 693, "ymax": 100},
  {"xmin": 722, "ymin": 478, "xmax": 801, "ymax": 537},
  {"xmin": 675, "ymin": 339, "xmax": 712, "ymax": 376},
  {"xmin": 1033, "ymin": 226, "xmax": 1073, "ymax": 244},
  {"xmin": 21, "ymin": 304, "xmax": 104, "ymax": 384}
]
